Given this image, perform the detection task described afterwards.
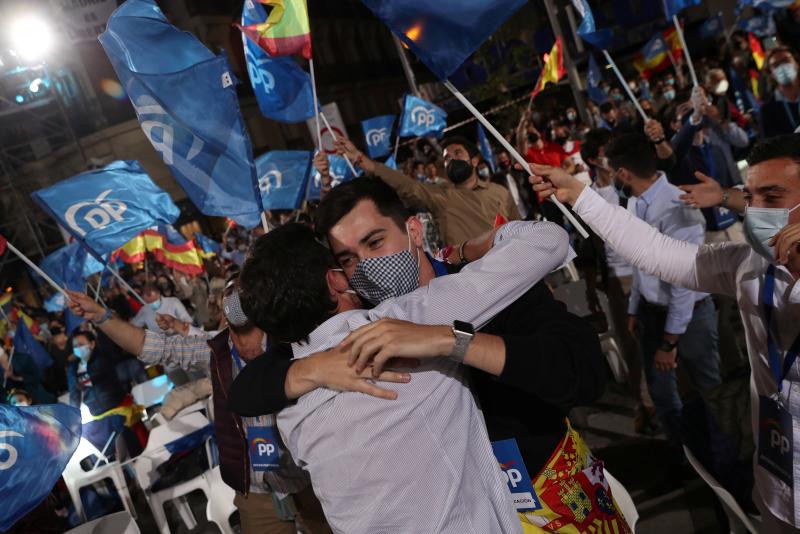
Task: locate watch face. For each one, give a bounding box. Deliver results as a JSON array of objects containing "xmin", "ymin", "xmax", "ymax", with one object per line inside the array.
[{"xmin": 453, "ymin": 320, "xmax": 474, "ymax": 335}]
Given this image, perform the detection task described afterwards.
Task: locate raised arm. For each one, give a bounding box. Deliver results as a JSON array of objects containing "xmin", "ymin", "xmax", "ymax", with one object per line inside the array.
[{"xmin": 67, "ymin": 290, "xmax": 145, "ymax": 355}]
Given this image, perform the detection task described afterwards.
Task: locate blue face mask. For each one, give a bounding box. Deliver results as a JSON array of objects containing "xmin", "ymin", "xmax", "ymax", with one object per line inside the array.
[
  {"xmin": 743, "ymin": 203, "xmax": 800, "ymax": 262},
  {"xmin": 663, "ymin": 89, "xmax": 676, "ymax": 102},
  {"xmin": 773, "ymin": 63, "xmax": 798, "ymax": 86},
  {"xmin": 150, "ymin": 298, "xmax": 162, "ymax": 311},
  {"xmin": 73, "ymin": 345, "xmax": 91, "ymax": 361}
]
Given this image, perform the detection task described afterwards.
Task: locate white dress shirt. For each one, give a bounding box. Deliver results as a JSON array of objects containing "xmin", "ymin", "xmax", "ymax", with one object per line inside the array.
[
  {"xmin": 131, "ymin": 296, "xmax": 193, "ymax": 333},
  {"xmin": 278, "ymin": 221, "xmax": 572, "ymax": 534},
  {"xmin": 573, "ymin": 185, "xmax": 800, "ymax": 526},
  {"xmin": 591, "ymin": 183, "xmax": 633, "ymax": 278},
  {"xmin": 624, "ymin": 174, "xmax": 708, "ymax": 334}
]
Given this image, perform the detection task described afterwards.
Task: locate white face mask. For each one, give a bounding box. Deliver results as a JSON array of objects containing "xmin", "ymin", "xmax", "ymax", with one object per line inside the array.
[
  {"xmin": 713, "ymin": 79, "xmax": 729, "ymax": 96},
  {"xmin": 743, "ymin": 202, "xmax": 800, "ymax": 262}
]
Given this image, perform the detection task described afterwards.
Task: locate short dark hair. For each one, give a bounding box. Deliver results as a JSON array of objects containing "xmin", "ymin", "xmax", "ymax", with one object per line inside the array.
[
  {"xmin": 314, "ymin": 177, "xmax": 410, "ymax": 240},
  {"xmin": 73, "ymin": 330, "xmax": 96, "ymax": 343},
  {"xmin": 747, "ymin": 133, "xmax": 800, "ymax": 167},
  {"xmin": 580, "ymin": 129, "xmax": 612, "ymax": 163},
  {"xmin": 599, "ymin": 102, "xmax": 614, "ymax": 114},
  {"xmin": 605, "ymin": 133, "xmax": 658, "ymax": 178},
  {"xmin": 239, "ymin": 224, "xmax": 337, "ymax": 343},
  {"xmin": 142, "ymin": 283, "xmax": 160, "ymax": 296},
  {"xmin": 441, "ymin": 136, "xmax": 479, "ymax": 158}
]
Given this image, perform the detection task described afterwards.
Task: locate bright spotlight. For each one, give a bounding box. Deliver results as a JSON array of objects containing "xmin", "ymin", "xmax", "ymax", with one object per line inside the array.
[
  {"xmin": 15, "ymin": 95, "xmax": 24, "ymax": 104},
  {"xmin": 8, "ymin": 16, "xmax": 54, "ymax": 62},
  {"xmin": 29, "ymin": 77, "xmax": 43, "ymax": 92}
]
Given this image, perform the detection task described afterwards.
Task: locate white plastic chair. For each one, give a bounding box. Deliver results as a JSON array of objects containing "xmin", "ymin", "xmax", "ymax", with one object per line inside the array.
[
  {"xmin": 204, "ymin": 466, "xmax": 237, "ymax": 534},
  {"xmin": 131, "ymin": 374, "xmax": 174, "ymax": 410},
  {"xmin": 131, "ymin": 411, "xmax": 213, "ymax": 534},
  {"xmin": 62, "ymin": 437, "xmax": 136, "ymax": 523},
  {"xmin": 683, "ymin": 446, "xmax": 761, "ymax": 533},
  {"xmin": 605, "ymin": 468, "xmax": 638, "ymax": 533},
  {"xmin": 64, "ymin": 510, "xmax": 141, "ymax": 534}
]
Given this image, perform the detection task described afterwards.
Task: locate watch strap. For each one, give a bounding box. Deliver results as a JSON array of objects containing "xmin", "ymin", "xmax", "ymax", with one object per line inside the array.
[
  {"xmin": 94, "ymin": 309, "xmax": 113, "ymax": 326},
  {"xmin": 448, "ymin": 321, "xmax": 474, "ymax": 362}
]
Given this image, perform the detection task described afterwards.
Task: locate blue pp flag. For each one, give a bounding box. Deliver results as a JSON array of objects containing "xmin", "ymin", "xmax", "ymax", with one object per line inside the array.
[
  {"xmin": 361, "ymin": 0, "xmax": 526, "ymax": 80},
  {"xmin": 477, "ymin": 124, "xmax": 496, "ymax": 173},
  {"xmin": 157, "ymin": 224, "xmax": 187, "ymax": 245},
  {"xmin": 255, "ymin": 151, "xmax": 314, "ymax": 210},
  {"xmin": 40, "ymin": 243, "xmax": 103, "ymax": 291},
  {"xmin": 195, "ymin": 233, "xmax": 221, "ymax": 256},
  {"xmin": 361, "ymin": 115, "xmax": 396, "ymax": 158},
  {"xmin": 307, "ymin": 155, "xmax": 362, "ymax": 201},
  {"xmin": 384, "ymin": 155, "xmax": 398, "ymax": 170},
  {"xmin": 571, "ymin": 0, "xmax": 613, "ymax": 49},
  {"xmin": 737, "ymin": 0, "xmax": 795, "ymax": 12},
  {"xmin": 242, "ymin": 0, "xmax": 316, "ymax": 123},
  {"xmin": 13, "ymin": 321, "xmax": 52, "ymax": 370},
  {"xmin": 99, "ymin": 0, "xmax": 263, "ymax": 228},
  {"xmin": 32, "ymin": 161, "xmax": 179, "ymax": 258},
  {"xmin": 397, "ymin": 94, "xmax": 447, "ymax": 138},
  {"xmin": 587, "ymin": 54, "xmax": 608, "ymax": 105},
  {"xmin": 739, "ymin": 13, "xmax": 777, "ymax": 37},
  {"xmin": 662, "ymin": 0, "xmax": 701, "ymax": 18},
  {"xmin": 0, "ymin": 404, "xmax": 81, "ymax": 531},
  {"xmin": 699, "ymin": 15, "xmax": 724, "ymax": 40}
]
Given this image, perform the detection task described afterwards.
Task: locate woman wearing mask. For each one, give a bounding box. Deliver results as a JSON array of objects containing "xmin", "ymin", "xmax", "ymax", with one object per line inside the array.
[{"xmin": 761, "ymin": 46, "xmax": 800, "ymax": 138}]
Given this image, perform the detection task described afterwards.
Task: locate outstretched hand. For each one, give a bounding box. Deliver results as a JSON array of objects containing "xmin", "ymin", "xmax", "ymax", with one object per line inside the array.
[
  {"xmin": 678, "ymin": 172, "xmax": 723, "ymax": 209},
  {"xmin": 65, "ymin": 290, "xmax": 106, "ymax": 323},
  {"xmin": 528, "ymin": 163, "xmax": 587, "ymax": 205}
]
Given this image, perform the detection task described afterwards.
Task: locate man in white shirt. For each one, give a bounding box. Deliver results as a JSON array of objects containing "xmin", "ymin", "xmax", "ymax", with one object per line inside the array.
[
  {"xmin": 130, "ymin": 283, "xmax": 193, "ymax": 333},
  {"xmin": 531, "ymin": 133, "xmax": 800, "ymax": 532}
]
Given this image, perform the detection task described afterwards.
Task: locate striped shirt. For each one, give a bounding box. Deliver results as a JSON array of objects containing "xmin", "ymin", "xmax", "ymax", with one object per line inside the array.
[
  {"xmin": 278, "ymin": 221, "xmax": 572, "ymax": 534},
  {"xmin": 140, "ymin": 330, "xmax": 309, "ymax": 497}
]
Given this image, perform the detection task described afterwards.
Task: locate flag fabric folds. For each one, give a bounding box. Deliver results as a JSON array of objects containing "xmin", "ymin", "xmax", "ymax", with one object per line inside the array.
[
  {"xmin": 0, "ymin": 404, "xmax": 81, "ymax": 531},
  {"xmin": 739, "ymin": 13, "xmax": 777, "ymax": 37},
  {"xmin": 13, "ymin": 321, "xmax": 52, "ymax": 370},
  {"xmin": 571, "ymin": 0, "xmax": 613, "ymax": 49},
  {"xmin": 633, "ymin": 29, "xmax": 683, "ymax": 78},
  {"xmin": 308, "ymin": 155, "xmax": 362, "ymax": 201},
  {"xmin": 241, "ymin": 0, "xmax": 316, "ymax": 123},
  {"xmin": 533, "ymin": 37, "xmax": 566, "ymax": 98},
  {"xmin": 31, "ymin": 161, "xmax": 179, "ymax": 258},
  {"xmin": 113, "ymin": 230, "xmax": 204, "ymax": 275},
  {"xmin": 749, "ymin": 33, "xmax": 766, "ymax": 70},
  {"xmin": 0, "ymin": 290, "xmax": 13, "ymax": 316},
  {"xmin": 361, "ymin": 115, "xmax": 396, "ymax": 158},
  {"xmin": 587, "ymin": 54, "xmax": 608, "ymax": 104},
  {"xmin": 384, "ymin": 155, "xmax": 398, "ymax": 170},
  {"xmin": 360, "ymin": 0, "xmax": 526, "ymax": 80},
  {"xmin": 194, "ymin": 233, "xmax": 221, "ymax": 258},
  {"xmin": 255, "ymin": 150, "xmax": 314, "ymax": 210},
  {"xmin": 99, "ymin": 0, "xmax": 263, "ymax": 228},
  {"xmin": 662, "ymin": 0, "xmax": 701, "ymax": 18},
  {"xmin": 477, "ymin": 124, "xmax": 496, "ymax": 173},
  {"xmin": 39, "ymin": 243, "xmax": 104, "ymax": 291},
  {"xmin": 397, "ymin": 95, "xmax": 447, "ymax": 138},
  {"xmin": 238, "ymin": 0, "xmax": 312, "ymax": 59}
]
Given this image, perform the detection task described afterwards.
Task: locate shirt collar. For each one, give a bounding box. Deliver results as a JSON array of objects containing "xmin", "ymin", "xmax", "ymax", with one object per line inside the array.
[
  {"xmin": 637, "ymin": 172, "xmax": 667, "ymax": 207},
  {"xmin": 291, "ymin": 310, "xmax": 362, "ymax": 359}
]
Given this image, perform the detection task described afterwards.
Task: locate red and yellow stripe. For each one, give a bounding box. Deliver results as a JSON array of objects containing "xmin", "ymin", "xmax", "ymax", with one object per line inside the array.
[
  {"xmin": 749, "ymin": 33, "xmax": 765, "ymax": 71},
  {"xmin": 533, "ymin": 37, "xmax": 566, "ymax": 98},
  {"xmin": 114, "ymin": 230, "xmax": 204, "ymax": 275}
]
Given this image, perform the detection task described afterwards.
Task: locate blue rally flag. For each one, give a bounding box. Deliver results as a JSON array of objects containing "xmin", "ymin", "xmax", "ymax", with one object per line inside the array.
[
  {"xmin": 307, "ymin": 155, "xmax": 362, "ymax": 201},
  {"xmin": 31, "ymin": 161, "xmax": 179, "ymax": 258},
  {"xmin": 663, "ymin": 0, "xmax": 701, "ymax": 18},
  {"xmin": 0, "ymin": 404, "xmax": 81, "ymax": 531},
  {"xmin": 477, "ymin": 124, "xmax": 496, "ymax": 173},
  {"xmin": 571, "ymin": 0, "xmax": 613, "ymax": 49},
  {"xmin": 737, "ymin": 0, "xmax": 796, "ymax": 12},
  {"xmin": 40, "ymin": 243, "xmax": 103, "ymax": 291},
  {"xmin": 13, "ymin": 321, "xmax": 52, "ymax": 370},
  {"xmin": 699, "ymin": 15, "xmax": 724, "ymax": 40},
  {"xmin": 157, "ymin": 224, "xmax": 187, "ymax": 245},
  {"xmin": 739, "ymin": 13, "xmax": 777, "ymax": 37},
  {"xmin": 384, "ymin": 155, "xmax": 398, "ymax": 170},
  {"xmin": 397, "ymin": 94, "xmax": 447, "ymax": 138},
  {"xmin": 241, "ymin": 0, "xmax": 316, "ymax": 123},
  {"xmin": 587, "ymin": 54, "xmax": 608, "ymax": 105},
  {"xmin": 361, "ymin": 115, "xmax": 396, "ymax": 158},
  {"xmin": 99, "ymin": 0, "xmax": 263, "ymax": 228},
  {"xmin": 256, "ymin": 151, "xmax": 314, "ymax": 210},
  {"xmin": 361, "ymin": 0, "xmax": 526, "ymax": 80},
  {"xmin": 195, "ymin": 233, "xmax": 221, "ymax": 256}
]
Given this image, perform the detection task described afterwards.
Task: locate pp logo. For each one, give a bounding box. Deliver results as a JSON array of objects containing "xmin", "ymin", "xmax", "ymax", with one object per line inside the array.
[
  {"xmin": 770, "ymin": 427, "xmax": 790, "ymax": 455},
  {"xmin": 245, "ymin": 51, "xmax": 276, "ymax": 93},
  {"xmin": 65, "ymin": 189, "xmax": 127, "ymax": 237},
  {"xmin": 504, "ymin": 468, "xmax": 523, "ymax": 489},
  {"xmin": 132, "ymin": 95, "xmax": 204, "ymax": 166},
  {"xmin": 410, "ymin": 106, "xmax": 437, "ymax": 128},
  {"xmin": 252, "ymin": 437, "xmax": 275, "ymax": 458},
  {"xmin": 0, "ymin": 430, "xmax": 23, "ymax": 470},
  {"xmin": 259, "ymin": 169, "xmax": 283, "ymax": 194},
  {"xmin": 366, "ymin": 127, "xmax": 388, "ymax": 147}
]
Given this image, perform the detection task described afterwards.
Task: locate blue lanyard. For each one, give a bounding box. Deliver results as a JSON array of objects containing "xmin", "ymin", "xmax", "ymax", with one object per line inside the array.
[
  {"xmin": 231, "ymin": 345, "xmax": 245, "ymax": 371},
  {"xmin": 762, "ymin": 265, "xmax": 800, "ymax": 391},
  {"xmin": 782, "ymin": 100, "xmax": 798, "ymax": 130},
  {"xmin": 428, "ymin": 253, "xmax": 449, "ymax": 278},
  {"xmin": 699, "ymin": 143, "xmax": 718, "ymax": 180}
]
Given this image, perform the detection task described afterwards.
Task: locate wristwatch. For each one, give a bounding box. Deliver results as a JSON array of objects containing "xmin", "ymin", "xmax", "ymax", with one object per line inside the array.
[
  {"xmin": 658, "ymin": 339, "xmax": 678, "ymax": 352},
  {"xmin": 94, "ymin": 309, "xmax": 113, "ymax": 326},
  {"xmin": 448, "ymin": 321, "xmax": 475, "ymax": 362},
  {"xmin": 721, "ymin": 190, "xmax": 730, "ymax": 208}
]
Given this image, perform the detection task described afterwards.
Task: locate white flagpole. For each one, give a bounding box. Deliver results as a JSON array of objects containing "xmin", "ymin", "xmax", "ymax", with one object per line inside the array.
[
  {"xmin": 319, "ymin": 112, "xmax": 359, "ymax": 176},
  {"xmin": 0, "ymin": 302, "xmax": 9, "ymax": 323},
  {"xmin": 392, "ymin": 135, "xmax": 400, "ymax": 160},
  {"xmin": 5, "ymin": 241, "xmax": 70, "ymax": 299},
  {"xmin": 672, "ymin": 15, "xmax": 698, "ymax": 87},
  {"xmin": 602, "ymin": 50, "xmax": 648, "ymax": 121},
  {"xmin": 308, "ymin": 59, "xmax": 323, "ymax": 149},
  {"xmin": 442, "ymin": 80, "xmax": 589, "ymax": 238},
  {"xmin": 107, "ymin": 264, "xmax": 146, "ymax": 305},
  {"xmin": 260, "ymin": 212, "xmax": 270, "ymax": 233},
  {"xmin": 3, "ymin": 347, "xmax": 15, "ymax": 388}
]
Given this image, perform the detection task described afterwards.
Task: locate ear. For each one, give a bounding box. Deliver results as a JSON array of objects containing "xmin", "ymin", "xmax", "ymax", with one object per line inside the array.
[
  {"xmin": 326, "ymin": 269, "xmax": 349, "ymax": 296},
  {"xmin": 470, "ymin": 154, "xmax": 481, "ymax": 168},
  {"xmin": 405, "ymin": 216, "xmax": 425, "ymax": 250}
]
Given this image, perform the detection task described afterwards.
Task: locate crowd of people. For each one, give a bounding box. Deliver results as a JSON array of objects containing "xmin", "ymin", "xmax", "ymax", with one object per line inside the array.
[{"xmin": 2, "ymin": 14, "xmax": 800, "ymax": 534}]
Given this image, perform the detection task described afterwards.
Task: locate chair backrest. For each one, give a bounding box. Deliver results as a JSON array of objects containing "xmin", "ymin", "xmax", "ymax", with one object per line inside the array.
[
  {"xmin": 65, "ymin": 510, "xmax": 141, "ymax": 534},
  {"xmin": 132, "ymin": 411, "xmax": 211, "ymax": 491},
  {"xmin": 131, "ymin": 374, "xmax": 174, "ymax": 409},
  {"xmin": 605, "ymin": 468, "xmax": 638, "ymax": 532},
  {"xmin": 63, "ymin": 437, "xmax": 109, "ymax": 480},
  {"xmin": 683, "ymin": 446, "xmax": 759, "ymax": 533}
]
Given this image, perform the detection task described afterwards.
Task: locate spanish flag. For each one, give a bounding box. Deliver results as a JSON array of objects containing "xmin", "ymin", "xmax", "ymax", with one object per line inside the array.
[
  {"xmin": 532, "ymin": 37, "xmax": 566, "ymax": 98},
  {"xmin": 749, "ymin": 33, "xmax": 765, "ymax": 71},
  {"xmin": 114, "ymin": 230, "xmax": 204, "ymax": 275},
  {"xmin": 239, "ymin": 0, "xmax": 312, "ymax": 59},
  {"xmin": 634, "ymin": 28, "xmax": 683, "ymax": 78},
  {"xmin": 0, "ymin": 289, "xmax": 12, "ymax": 316}
]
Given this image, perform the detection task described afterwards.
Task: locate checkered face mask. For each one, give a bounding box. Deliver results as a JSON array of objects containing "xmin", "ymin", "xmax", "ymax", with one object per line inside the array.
[{"xmin": 348, "ymin": 228, "xmax": 420, "ymax": 305}]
